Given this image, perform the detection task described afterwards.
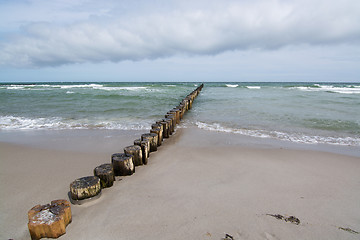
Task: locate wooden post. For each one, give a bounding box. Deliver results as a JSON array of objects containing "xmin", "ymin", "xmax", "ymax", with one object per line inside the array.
[
  {"xmin": 158, "ymin": 120, "xmax": 169, "ymax": 138},
  {"xmin": 165, "ymin": 113, "xmax": 176, "ymax": 133},
  {"xmin": 134, "ymin": 139, "xmax": 149, "ymax": 164},
  {"xmin": 124, "ymin": 145, "xmax": 143, "ymax": 166},
  {"xmin": 169, "ymin": 109, "xmax": 180, "ymax": 124},
  {"xmin": 140, "ymin": 140, "xmax": 149, "ymax": 164},
  {"xmin": 186, "ymin": 96, "xmax": 193, "ymax": 109},
  {"xmin": 181, "ymin": 99, "xmax": 189, "ymax": 111},
  {"xmin": 134, "ymin": 139, "xmax": 141, "ymax": 146},
  {"xmin": 143, "ymin": 139, "xmax": 150, "ymax": 157},
  {"xmin": 177, "ymin": 105, "xmax": 185, "ymax": 120},
  {"xmin": 111, "ymin": 153, "xmax": 135, "ymax": 175},
  {"xmin": 175, "ymin": 109, "xmax": 181, "ymax": 123},
  {"xmin": 94, "ymin": 163, "xmax": 115, "ymax": 188},
  {"xmin": 141, "ymin": 133, "xmax": 158, "ymax": 152},
  {"xmin": 168, "ymin": 110, "xmax": 177, "ymax": 124},
  {"xmin": 153, "ymin": 123, "xmax": 164, "ymax": 142},
  {"xmin": 162, "ymin": 118, "xmax": 172, "ymax": 136},
  {"xmin": 150, "ymin": 127, "xmax": 161, "ymax": 146},
  {"xmin": 152, "ymin": 123, "xmax": 163, "ymax": 142},
  {"xmin": 156, "ymin": 120, "xmax": 168, "ymax": 139},
  {"xmin": 28, "ymin": 200, "xmax": 72, "ymax": 240},
  {"xmin": 70, "ymin": 176, "xmax": 101, "ymax": 201}
]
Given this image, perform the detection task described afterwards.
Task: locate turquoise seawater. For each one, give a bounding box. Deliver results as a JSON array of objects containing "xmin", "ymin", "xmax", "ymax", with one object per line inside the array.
[{"xmin": 1, "ymin": 82, "xmax": 359, "ymax": 146}]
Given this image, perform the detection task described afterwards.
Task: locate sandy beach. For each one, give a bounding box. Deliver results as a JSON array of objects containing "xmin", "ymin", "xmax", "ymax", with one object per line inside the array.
[{"xmin": 1, "ymin": 128, "xmax": 359, "ymax": 240}]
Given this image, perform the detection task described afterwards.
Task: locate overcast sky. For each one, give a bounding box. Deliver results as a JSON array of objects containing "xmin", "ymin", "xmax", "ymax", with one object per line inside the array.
[{"xmin": 0, "ymin": 0, "xmax": 359, "ymax": 82}]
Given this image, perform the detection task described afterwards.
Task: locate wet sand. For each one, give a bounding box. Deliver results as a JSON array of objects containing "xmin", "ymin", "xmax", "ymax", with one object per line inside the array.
[{"xmin": 1, "ymin": 128, "xmax": 359, "ymax": 239}]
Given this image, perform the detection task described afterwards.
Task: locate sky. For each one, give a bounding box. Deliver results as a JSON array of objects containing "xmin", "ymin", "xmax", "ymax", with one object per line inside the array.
[{"xmin": 0, "ymin": 0, "xmax": 359, "ymax": 82}]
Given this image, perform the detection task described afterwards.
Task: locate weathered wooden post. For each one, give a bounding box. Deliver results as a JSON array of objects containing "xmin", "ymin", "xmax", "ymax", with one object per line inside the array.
[
  {"xmin": 156, "ymin": 120, "xmax": 168, "ymax": 139},
  {"xmin": 70, "ymin": 176, "xmax": 101, "ymax": 201},
  {"xmin": 112, "ymin": 153, "xmax": 135, "ymax": 175},
  {"xmin": 176, "ymin": 108, "xmax": 181, "ymax": 123},
  {"xmin": 150, "ymin": 128, "xmax": 161, "ymax": 146},
  {"xmin": 162, "ymin": 118, "xmax": 172, "ymax": 136},
  {"xmin": 168, "ymin": 110, "xmax": 176, "ymax": 124},
  {"xmin": 170, "ymin": 112, "xmax": 176, "ymax": 131},
  {"xmin": 169, "ymin": 109, "xmax": 180, "ymax": 124},
  {"xmin": 181, "ymin": 99, "xmax": 188, "ymax": 112},
  {"xmin": 153, "ymin": 123, "xmax": 163, "ymax": 141},
  {"xmin": 183, "ymin": 97, "xmax": 190, "ymax": 110},
  {"xmin": 158, "ymin": 120, "xmax": 169, "ymax": 138},
  {"xmin": 151, "ymin": 123, "xmax": 163, "ymax": 144},
  {"xmin": 165, "ymin": 113, "xmax": 176, "ymax": 133},
  {"xmin": 94, "ymin": 163, "xmax": 115, "ymax": 188},
  {"xmin": 141, "ymin": 133, "xmax": 158, "ymax": 152},
  {"xmin": 124, "ymin": 145, "xmax": 143, "ymax": 166},
  {"xmin": 134, "ymin": 139, "xmax": 149, "ymax": 164},
  {"xmin": 140, "ymin": 140, "xmax": 149, "ymax": 164},
  {"xmin": 177, "ymin": 104, "xmax": 185, "ymax": 120},
  {"xmin": 28, "ymin": 199, "xmax": 72, "ymax": 240},
  {"xmin": 186, "ymin": 96, "xmax": 193, "ymax": 109}
]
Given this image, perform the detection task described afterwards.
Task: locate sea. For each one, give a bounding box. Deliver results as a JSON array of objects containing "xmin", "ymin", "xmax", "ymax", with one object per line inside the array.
[{"xmin": 1, "ymin": 82, "xmax": 359, "ymax": 146}]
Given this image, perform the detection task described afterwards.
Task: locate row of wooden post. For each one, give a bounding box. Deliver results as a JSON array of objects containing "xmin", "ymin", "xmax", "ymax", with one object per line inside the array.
[
  {"xmin": 28, "ymin": 84, "xmax": 204, "ymax": 239},
  {"xmin": 69, "ymin": 84, "xmax": 204, "ymax": 202},
  {"xmin": 27, "ymin": 84, "xmax": 203, "ymax": 240}
]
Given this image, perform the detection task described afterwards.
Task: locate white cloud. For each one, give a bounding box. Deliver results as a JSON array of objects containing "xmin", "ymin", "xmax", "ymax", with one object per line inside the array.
[{"xmin": 0, "ymin": 0, "xmax": 359, "ymax": 67}]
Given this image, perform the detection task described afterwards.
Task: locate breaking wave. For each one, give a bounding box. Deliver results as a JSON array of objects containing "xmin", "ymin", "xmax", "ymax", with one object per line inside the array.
[
  {"xmin": 2, "ymin": 83, "xmax": 150, "ymax": 92},
  {"xmin": 195, "ymin": 121, "xmax": 360, "ymax": 146},
  {"xmin": 291, "ymin": 84, "xmax": 360, "ymax": 94},
  {"xmin": 246, "ymin": 86, "xmax": 261, "ymax": 89},
  {"xmin": 225, "ymin": 84, "xmax": 238, "ymax": 88},
  {"xmin": 0, "ymin": 116, "xmax": 151, "ymax": 131}
]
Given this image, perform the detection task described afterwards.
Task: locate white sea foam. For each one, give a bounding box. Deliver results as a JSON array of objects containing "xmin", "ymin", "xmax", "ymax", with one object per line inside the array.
[
  {"xmin": 293, "ymin": 85, "xmax": 360, "ymax": 94},
  {"xmin": 5, "ymin": 84, "xmax": 37, "ymax": 90},
  {"xmin": 59, "ymin": 84, "xmax": 103, "ymax": 89},
  {"xmin": 2, "ymin": 84, "xmax": 151, "ymax": 92},
  {"xmin": 195, "ymin": 121, "xmax": 360, "ymax": 146},
  {"xmin": 99, "ymin": 86, "xmax": 148, "ymax": 91},
  {"xmin": 246, "ymin": 86, "xmax": 261, "ymax": 89},
  {"xmin": 7, "ymin": 86, "xmax": 25, "ymax": 90},
  {"xmin": 226, "ymin": 84, "xmax": 238, "ymax": 88},
  {"xmin": 0, "ymin": 116, "xmax": 63, "ymax": 130},
  {"xmin": 0, "ymin": 116, "xmax": 151, "ymax": 131}
]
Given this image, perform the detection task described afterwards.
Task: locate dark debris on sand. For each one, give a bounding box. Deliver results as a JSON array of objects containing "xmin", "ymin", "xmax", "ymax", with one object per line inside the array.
[
  {"xmin": 221, "ymin": 233, "xmax": 234, "ymax": 240},
  {"xmin": 338, "ymin": 227, "xmax": 359, "ymax": 234},
  {"xmin": 266, "ymin": 214, "xmax": 300, "ymax": 225}
]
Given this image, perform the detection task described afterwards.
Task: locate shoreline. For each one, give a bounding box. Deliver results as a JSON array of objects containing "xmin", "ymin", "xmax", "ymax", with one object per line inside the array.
[
  {"xmin": 1, "ymin": 128, "xmax": 359, "ymax": 239},
  {"xmin": 1, "ymin": 127, "xmax": 359, "ymax": 157}
]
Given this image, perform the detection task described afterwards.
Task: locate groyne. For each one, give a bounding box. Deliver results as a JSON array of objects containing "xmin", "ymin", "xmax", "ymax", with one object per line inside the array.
[
  {"xmin": 27, "ymin": 84, "xmax": 204, "ymax": 239},
  {"xmin": 72, "ymin": 83, "xmax": 203, "ymax": 202}
]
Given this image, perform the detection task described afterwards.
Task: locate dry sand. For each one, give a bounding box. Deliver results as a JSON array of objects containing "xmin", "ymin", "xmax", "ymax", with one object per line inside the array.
[{"xmin": 1, "ymin": 128, "xmax": 359, "ymax": 240}]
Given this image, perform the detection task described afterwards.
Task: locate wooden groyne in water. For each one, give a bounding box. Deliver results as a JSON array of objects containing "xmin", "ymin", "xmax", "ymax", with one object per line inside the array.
[
  {"xmin": 71, "ymin": 83, "xmax": 204, "ymax": 201},
  {"xmin": 27, "ymin": 84, "xmax": 204, "ymax": 239}
]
